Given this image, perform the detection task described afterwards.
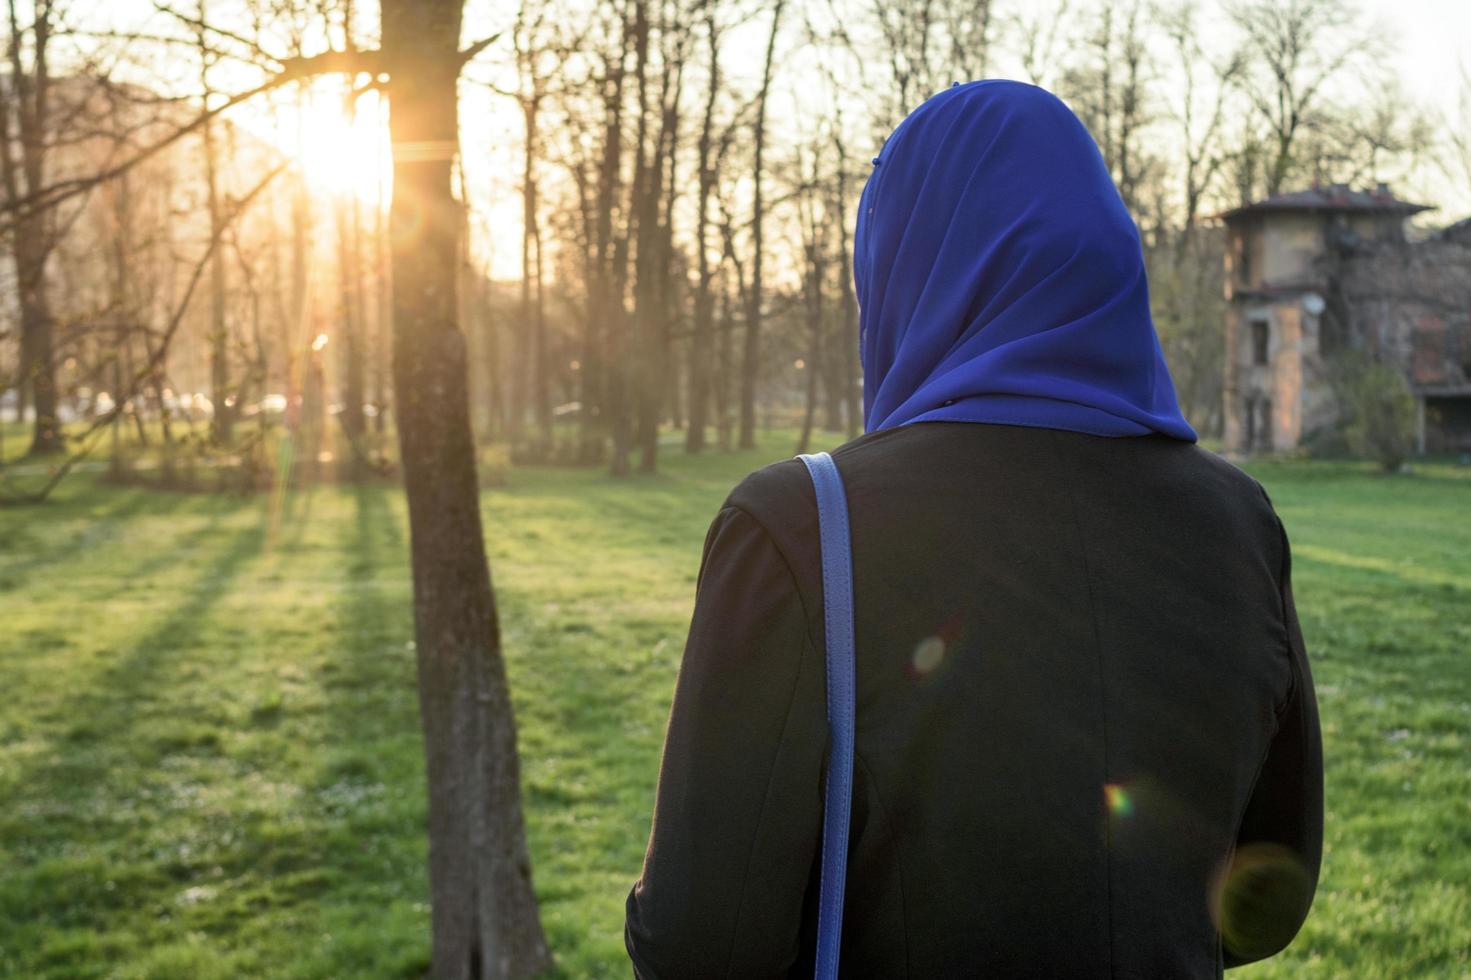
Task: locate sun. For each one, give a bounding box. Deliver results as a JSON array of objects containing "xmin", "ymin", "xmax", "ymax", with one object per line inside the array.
[{"xmin": 289, "ymin": 83, "xmax": 392, "ymax": 205}]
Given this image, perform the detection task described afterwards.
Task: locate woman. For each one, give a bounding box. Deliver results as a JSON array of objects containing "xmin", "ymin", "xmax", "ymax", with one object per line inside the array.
[{"xmin": 625, "ymin": 80, "xmax": 1322, "ymax": 978}]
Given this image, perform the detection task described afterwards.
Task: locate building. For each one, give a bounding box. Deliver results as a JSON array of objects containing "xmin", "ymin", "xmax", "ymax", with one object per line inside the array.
[
  {"xmin": 1399, "ymin": 218, "xmax": 1471, "ymax": 452},
  {"xmin": 1220, "ymin": 184, "xmax": 1471, "ymax": 455}
]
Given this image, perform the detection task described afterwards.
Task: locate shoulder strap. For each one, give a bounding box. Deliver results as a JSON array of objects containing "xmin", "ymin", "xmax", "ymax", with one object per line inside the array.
[{"xmin": 797, "ymin": 451, "xmax": 856, "ymax": 980}]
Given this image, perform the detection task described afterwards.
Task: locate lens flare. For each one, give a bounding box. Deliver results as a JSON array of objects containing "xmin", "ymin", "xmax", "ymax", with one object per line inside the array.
[
  {"xmin": 1210, "ymin": 842, "xmax": 1313, "ymax": 961},
  {"xmin": 1104, "ymin": 783, "xmax": 1133, "ymax": 818},
  {"xmin": 911, "ymin": 635, "xmax": 946, "ymax": 676}
]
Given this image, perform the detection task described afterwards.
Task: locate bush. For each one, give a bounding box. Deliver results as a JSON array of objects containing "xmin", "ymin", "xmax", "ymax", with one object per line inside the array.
[{"xmin": 1332, "ymin": 353, "xmax": 1416, "ymax": 471}]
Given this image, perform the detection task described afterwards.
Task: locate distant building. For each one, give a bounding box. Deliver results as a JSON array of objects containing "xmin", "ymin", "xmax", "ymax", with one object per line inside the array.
[{"xmin": 1220, "ymin": 184, "xmax": 1471, "ymax": 455}]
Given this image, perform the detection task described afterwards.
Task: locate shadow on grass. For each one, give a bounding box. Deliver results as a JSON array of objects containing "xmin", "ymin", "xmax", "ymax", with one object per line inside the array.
[
  {"xmin": 11, "ymin": 510, "xmax": 269, "ymax": 799},
  {"xmin": 88, "ymin": 510, "xmax": 234, "ymax": 605},
  {"xmin": 0, "ymin": 508, "xmax": 269, "ymax": 959},
  {"xmin": 325, "ymin": 483, "xmax": 410, "ymax": 746},
  {"xmin": 0, "ymin": 486, "xmax": 156, "ymax": 584},
  {"xmin": 302, "ymin": 483, "xmax": 429, "ymax": 977},
  {"xmin": 321, "ymin": 483, "xmax": 414, "ymax": 778}
]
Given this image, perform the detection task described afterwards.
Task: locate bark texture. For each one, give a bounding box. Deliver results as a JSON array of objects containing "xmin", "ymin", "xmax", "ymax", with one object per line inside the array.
[{"xmin": 382, "ymin": 2, "xmax": 553, "ymax": 975}]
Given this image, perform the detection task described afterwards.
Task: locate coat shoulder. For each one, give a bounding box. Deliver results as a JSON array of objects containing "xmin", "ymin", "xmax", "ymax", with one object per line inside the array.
[
  {"xmin": 723, "ymin": 430, "xmax": 899, "ymax": 530},
  {"xmin": 724, "ymin": 456, "xmax": 815, "ymax": 534},
  {"xmin": 1184, "ymin": 445, "xmax": 1279, "ymax": 522}
]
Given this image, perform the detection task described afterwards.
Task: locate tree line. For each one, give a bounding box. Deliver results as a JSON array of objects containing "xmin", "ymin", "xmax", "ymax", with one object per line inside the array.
[{"xmin": 1, "ymin": 0, "xmax": 1462, "ymax": 494}]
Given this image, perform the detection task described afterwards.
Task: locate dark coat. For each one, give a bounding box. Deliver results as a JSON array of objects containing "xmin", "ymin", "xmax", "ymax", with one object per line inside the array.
[{"xmin": 626, "ymin": 421, "xmax": 1323, "ymax": 978}]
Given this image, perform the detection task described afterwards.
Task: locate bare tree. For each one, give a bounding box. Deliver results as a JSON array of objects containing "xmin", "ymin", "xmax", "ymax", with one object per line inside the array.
[
  {"xmin": 794, "ymin": 139, "xmax": 828, "ymax": 453},
  {"xmin": 833, "ymin": 130, "xmax": 860, "ymax": 438},
  {"xmin": 580, "ymin": 1, "xmax": 629, "ymax": 465},
  {"xmin": 939, "ymin": 0, "xmax": 994, "ymax": 83},
  {"xmin": 1224, "ymin": 0, "xmax": 1378, "ymax": 196},
  {"xmin": 331, "ymin": 0, "xmax": 371, "ymax": 473},
  {"xmin": 1061, "ymin": 0, "xmax": 1158, "ymax": 217},
  {"xmin": 738, "ymin": 0, "xmax": 784, "ymax": 449},
  {"xmin": 804, "ymin": 7, "xmax": 866, "ymax": 438},
  {"xmin": 1, "ymin": 0, "xmax": 64, "ymax": 453},
  {"xmin": 189, "ymin": 0, "xmax": 238, "ymax": 445},
  {"xmin": 1011, "ymin": 0, "xmax": 1073, "ymax": 89},
  {"xmin": 633, "ymin": 0, "xmax": 692, "ymax": 472},
  {"xmin": 380, "ymin": 2, "xmax": 553, "ymax": 975},
  {"xmin": 853, "ymin": 0, "xmax": 993, "ymax": 127},
  {"xmin": 715, "ymin": 187, "xmax": 744, "ymax": 451},
  {"xmin": 683, "ymin": 0, "xmax": 720, "ymax": 453},
  {"xmin": 2, "ymin": 161, "xmax": 288, "ymax": 505},
  {"xmin": 1307, "ymin": 79, "xmax": 1434, "ymax": 189},
  {"xmin": 1442, "ymin": 60, "xmax": 1471, "ymax": 203},
  {"xmin": 1157, "ymin": 0, "xmax": 1242, "ymax": 248},
  {"xmin": 486, "ymin": 0, "xmax": 566, "ymax": 456}
]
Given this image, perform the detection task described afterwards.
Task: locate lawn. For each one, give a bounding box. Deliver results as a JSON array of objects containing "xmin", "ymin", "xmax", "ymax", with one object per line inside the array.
[{"xmin": 0, "ymin": 432, "xmax": 1468, "ymax": 978}]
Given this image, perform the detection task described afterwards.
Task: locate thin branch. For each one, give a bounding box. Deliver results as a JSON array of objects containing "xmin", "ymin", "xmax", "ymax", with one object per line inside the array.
[
  {"xmin": 458, "ymin": 32, "xmax": 502, "ymax": 67},
  {"xmin": 0, "ymin": 46, "xmax": 383, "ymax": 230},
  {"xmin": 0, "ymin": 162, "xmax": 288, "ymax": 505}
]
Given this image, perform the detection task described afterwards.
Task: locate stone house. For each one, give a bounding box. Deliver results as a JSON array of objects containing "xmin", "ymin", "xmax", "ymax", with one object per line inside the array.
[{"xmin": 1220, "ymin": 185, "xmax": 1471, "ymax": 455}]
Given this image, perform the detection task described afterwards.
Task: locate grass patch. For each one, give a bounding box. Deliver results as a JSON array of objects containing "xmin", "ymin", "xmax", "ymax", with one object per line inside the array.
[{"xmin": 1, "ymin": 435, "xmax": 1468, "ymax": 977}]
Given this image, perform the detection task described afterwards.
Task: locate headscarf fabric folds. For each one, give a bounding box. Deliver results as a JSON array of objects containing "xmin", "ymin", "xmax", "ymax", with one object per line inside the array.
[{"xmin": 855, "ymin": 80, "xmax": 1197, "ymax": 442}]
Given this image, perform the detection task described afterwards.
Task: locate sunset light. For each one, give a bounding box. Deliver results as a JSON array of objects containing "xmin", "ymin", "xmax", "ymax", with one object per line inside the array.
[
  {"xmin": 280, "ymin": 83, "xmax": 391, "ymax": 204},
  {"xmin": 4, "ymin": 0, "xmax": 1467, "ymax": 975}
]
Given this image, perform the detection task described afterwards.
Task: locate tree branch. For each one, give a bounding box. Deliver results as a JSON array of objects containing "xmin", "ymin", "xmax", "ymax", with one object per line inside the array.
[
  {"xmin": 0, "ymin": 162, "xmax": 288, "ymax": 505},
  {"xmin": 457, "ymin": 32, "xmax": 502, "ymax": 67},
  {"xmin": 0, "ymin": 46, "xmax": 383, "ymax": 230}
]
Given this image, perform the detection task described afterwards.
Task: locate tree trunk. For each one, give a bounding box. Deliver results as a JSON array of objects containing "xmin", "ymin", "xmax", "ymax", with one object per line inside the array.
[
  {"xmin": 1, "ymin": 2, "xmax": 62, "ymax": 456},
  {"xmin": 336, "ymin": 191, "xmax": 368, "ymax": 471},
  {"xmin": 579, "ymin": 40, "xmax": 624, "ymax": 466},
  {"xmin": 479, "ymin": 277, "xmax": 507, "ymax": 442},
  {"xmin": 199, "ymin": 27, "xmax": 234, "ymax": 446},
  {"xmin": 336, "ymin": 75, "xmax": 369, "ymax": 470},
  {"xmin": 821, "ymin": 335, "xmax": 843, "ymax": 433},
  {"xmin": 532, "ymin": 164, "xmax": 551, "ymax": 454},
  {"xmin": 107, "ymin": 170, "xmax": 134, "ymax": 477},
  {"xmin": 375, "ymin": 164, "xmax": 393, "ymax": 434},
  {"xmin": 834, "ymin": 142, "xmax": 861, "ymax": 439},
  {"xmin": 607, "ymin": 1, "xmax": 648, "ymax": 478},
  {"xmin": 510, "ymin": 100, "xmax": 535, "ymax": 451},
  {"xmin": 739, "ymin": 0, "xmax": 784, "ymax": 450},
  {"xmin": 630, "ymin": 0, "xmax": 662, "ymax": 473},
  {"xmin": 16, "ymin": 238, "xmax": 59, "ymax": 454},
  {"xmin": 684, "ymin": 55, "xmax": 715, "ymax": 457},
  {"xmin": 715, "ymin": 283, "xmax": 735, "ymax": 452},
  {"xmin": 381, "ymin": 2, "xmax": 553, "ymax": 976},
  {"xmin": 797, "ymin": 241, "xmax": 823, "ymax": 454}
]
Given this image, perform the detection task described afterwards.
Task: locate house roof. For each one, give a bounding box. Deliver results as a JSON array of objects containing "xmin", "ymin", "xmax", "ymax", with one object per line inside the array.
[
  {"xmin": 1435, "ymin": 216, "xmax": 1471, "ymax": 245},
  {"xmin": 1219, "ymin": 184, "xmax": 1433, "ymax": 222}
]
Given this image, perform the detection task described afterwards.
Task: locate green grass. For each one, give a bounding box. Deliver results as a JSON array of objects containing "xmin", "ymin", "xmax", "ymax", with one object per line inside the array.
[{"xmin": 0, "ymin": 433, "xmax": 1467, "ymax": 977}]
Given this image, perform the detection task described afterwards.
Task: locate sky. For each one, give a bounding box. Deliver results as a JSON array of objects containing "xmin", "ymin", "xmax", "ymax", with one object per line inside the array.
[
  {"xmin": 1364, "ymin": 0, "xmax": 1469, "ymax": 105},
  {"xmin": 1356, "ymin": 0, "xmax": 1471, "ymax": 216}
]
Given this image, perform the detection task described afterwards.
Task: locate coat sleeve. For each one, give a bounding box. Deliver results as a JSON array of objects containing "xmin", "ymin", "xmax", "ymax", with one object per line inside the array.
[
  {"xmin": 1224, "ymin": 508, "xmax": 1325, "ymax": 968},
  {"xmin": 626, "ymin": 504, "xmax": 827, "ymax": 979}
]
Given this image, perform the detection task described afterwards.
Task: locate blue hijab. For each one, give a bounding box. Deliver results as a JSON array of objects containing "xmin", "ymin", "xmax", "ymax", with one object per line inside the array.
[{"xmin": 855, "ymin": 80, "xmax": 1196, "ymax": 441}]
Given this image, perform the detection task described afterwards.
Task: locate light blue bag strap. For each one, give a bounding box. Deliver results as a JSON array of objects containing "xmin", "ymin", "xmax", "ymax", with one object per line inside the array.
[{"xmin": 797, "ymin": 451, "xmax": 856, "ymax": 980}]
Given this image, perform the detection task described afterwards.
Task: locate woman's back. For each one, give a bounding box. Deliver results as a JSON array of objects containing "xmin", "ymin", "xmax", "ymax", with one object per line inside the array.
[
  {"xmin": 626, "ymin": 421, "xmax": 1320, "ymax": 977},
  {"xmin": 628, "ymin": 78, "xmax": 1320, "ymax": 978}
]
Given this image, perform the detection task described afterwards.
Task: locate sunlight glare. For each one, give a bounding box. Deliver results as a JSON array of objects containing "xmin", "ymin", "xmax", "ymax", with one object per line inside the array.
[{"xmin": 291, "ymin": 84, "xmax": 391, "ymax": 205}]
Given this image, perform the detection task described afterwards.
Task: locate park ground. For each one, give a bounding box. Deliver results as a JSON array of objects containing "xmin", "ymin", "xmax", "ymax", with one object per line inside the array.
[{"xmin": 0, "ymin": 430, "xmax": 1468, "ymax": 978}]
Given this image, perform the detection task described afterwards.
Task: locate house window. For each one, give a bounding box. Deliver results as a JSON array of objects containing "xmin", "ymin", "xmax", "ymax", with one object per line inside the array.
[
  {"xmin": 1251, "ymin": 318, "xmax": 1271, "ymax": 366},
  {"xmin": 1246, "ymin": 395, "xmax": 1274, "ymax": 452}
]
